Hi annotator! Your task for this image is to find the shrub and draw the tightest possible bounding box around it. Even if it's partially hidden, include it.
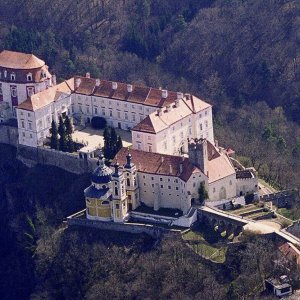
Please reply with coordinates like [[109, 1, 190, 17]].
[[91, 117, 107, 129]]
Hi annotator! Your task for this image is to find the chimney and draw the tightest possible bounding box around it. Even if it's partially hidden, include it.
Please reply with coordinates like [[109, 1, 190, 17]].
[[174, 98, 180, 108], [75, 78, 81, 88], [157, 108, 163, 116], [51, 74, 57, 86], [177, 92, 184, 99], [95, 79, 101, 87], [127, 84, 133, 93], [112, 82, 118, 90], [215, 140, 219, 148], [169, 164, 173, 174], [86, 72, 90, 78], [161, 156, 164, 163], [162, 89, 168, 99], [185, 93, 191, 100], [166, 104, 171, 112]]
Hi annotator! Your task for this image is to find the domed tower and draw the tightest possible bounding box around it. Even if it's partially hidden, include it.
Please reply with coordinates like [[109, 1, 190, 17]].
[[111, 162, 128, 222], [123, 153, 140, 211], [84, 155, 113, 221]]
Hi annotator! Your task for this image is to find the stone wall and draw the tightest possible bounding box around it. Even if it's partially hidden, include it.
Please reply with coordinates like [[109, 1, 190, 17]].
[[0, 124, 18, 147], [286, 221, 300, 239], [17, 144, 98, 174], [67, 214, 168, 239]]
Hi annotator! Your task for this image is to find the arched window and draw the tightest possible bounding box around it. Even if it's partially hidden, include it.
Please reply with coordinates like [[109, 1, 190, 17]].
[[27, 73, 32, 81], [115, 187, 119, 196], [10, 73, 16, 81], [127, 178, 130, 186]]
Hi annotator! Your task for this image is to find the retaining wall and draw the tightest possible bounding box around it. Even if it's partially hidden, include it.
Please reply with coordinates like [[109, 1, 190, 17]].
[[286, 221, 300, 239], [0, 124, 18, 147], [67, 216, 168, 239], [17, 144, 98, 174]]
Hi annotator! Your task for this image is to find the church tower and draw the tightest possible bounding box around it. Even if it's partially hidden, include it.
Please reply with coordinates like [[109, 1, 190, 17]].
[[123, 153, 140, 211], [111, 162, 128, 222], [84, 154, 113, 221]]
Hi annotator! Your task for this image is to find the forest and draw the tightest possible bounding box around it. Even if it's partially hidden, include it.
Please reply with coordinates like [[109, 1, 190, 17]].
[[0, 0, 300, 299]]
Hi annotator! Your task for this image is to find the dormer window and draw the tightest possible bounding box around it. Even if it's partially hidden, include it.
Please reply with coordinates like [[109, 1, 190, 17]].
[[27, 73, 33, 81], [10, 73, 16, 81]]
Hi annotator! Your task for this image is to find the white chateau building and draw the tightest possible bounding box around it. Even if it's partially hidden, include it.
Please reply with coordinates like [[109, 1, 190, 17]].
[[0, 50, 53, 121], [0, 50, 258, 226]]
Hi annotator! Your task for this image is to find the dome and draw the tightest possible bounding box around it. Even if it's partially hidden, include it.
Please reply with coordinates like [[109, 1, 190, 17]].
[[91, 155, 112, 184]]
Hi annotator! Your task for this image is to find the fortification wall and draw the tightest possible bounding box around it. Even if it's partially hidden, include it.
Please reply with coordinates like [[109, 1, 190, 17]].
[[285, 221, 300, 239], [17, 144, 98, 174], [67, 216, 168, 239], [0, 124, 18, 146]]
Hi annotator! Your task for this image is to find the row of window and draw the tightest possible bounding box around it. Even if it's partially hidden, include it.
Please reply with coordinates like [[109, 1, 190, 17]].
[[77, 95, 152, 113], [0, 71, 33, 81]]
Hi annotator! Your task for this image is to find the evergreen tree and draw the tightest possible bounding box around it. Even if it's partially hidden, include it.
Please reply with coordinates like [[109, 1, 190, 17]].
[[58, 116, 67, 152], [49, 120, 58, 150], [116, 136, 123, 153], [103, 127, 111, 159], [64, 116, 74, 152], [110, 127, 118, 156], [198, 182, 209, 204]]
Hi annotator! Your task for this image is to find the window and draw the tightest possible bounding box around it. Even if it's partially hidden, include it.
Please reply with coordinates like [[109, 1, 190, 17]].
[[22, 132, 25, 137], [152, 184, 154, 188], [127, 178, 130, 186], [0, 83, 2, 95], [161, 185, 163, 188], [148, 145, 152, 152], [102, 108, 105, 116], [132, 114, 135, 122], [151, 177, 154, 180], [27, 87, 35, 97], [205, 120, 208, 128], [229, 180, 232, 186], [176, 187, 179, 190], [117, 111, 121, 118], [10, 86, 17, 97], [147, 135, 151, 140], [200, 123, 203, 131], [21, 120, 25, 128], [137, 134, 140, 138], [27, 73, 32, 81], [4, 70, 7, 78], [137, 143, 141, 150], [168, 186, 171, 189], [30, 134, 33, 138], [109, 110, 112, 117], [115, 187, 119, 196], [164, 142, 167, 150], [116, 204, 120, 209], [28, 122, 32, 130], [86, 106, 90, 114], [205, 110, 208, 116], [10, 73, 16, 81], [160, 178, 163, 181], [28, 113, 31, 118], [172, 136, 176, 143], [132, 105, 135, 109], [213, 187, 216, 193], [94, 107, 98, 115], [125, 112, 128, 120]]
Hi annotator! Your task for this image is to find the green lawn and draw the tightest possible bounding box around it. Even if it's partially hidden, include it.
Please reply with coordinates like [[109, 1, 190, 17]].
[[278, 208, 300, 221], [182, 225, 228, 263]]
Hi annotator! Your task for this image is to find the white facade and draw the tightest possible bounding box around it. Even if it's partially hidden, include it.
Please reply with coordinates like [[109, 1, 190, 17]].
[[132, 99, 214, 156]]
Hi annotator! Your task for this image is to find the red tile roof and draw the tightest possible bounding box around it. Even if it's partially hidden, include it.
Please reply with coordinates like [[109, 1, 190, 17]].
[[112, 147, 201, 182], [0, 50, 45, 69], [279, 242, 300, 265], [75, 76, 186, 108]]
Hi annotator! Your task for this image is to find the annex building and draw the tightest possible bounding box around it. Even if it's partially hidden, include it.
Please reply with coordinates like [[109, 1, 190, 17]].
[[0, 50, 258, 226]]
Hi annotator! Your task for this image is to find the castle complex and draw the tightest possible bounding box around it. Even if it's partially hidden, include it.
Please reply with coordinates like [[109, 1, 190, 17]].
[[0, 50, 258, 226]]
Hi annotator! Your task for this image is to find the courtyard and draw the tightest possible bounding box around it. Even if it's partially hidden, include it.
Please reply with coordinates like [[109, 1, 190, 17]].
[[72, 125, 132, 153]]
